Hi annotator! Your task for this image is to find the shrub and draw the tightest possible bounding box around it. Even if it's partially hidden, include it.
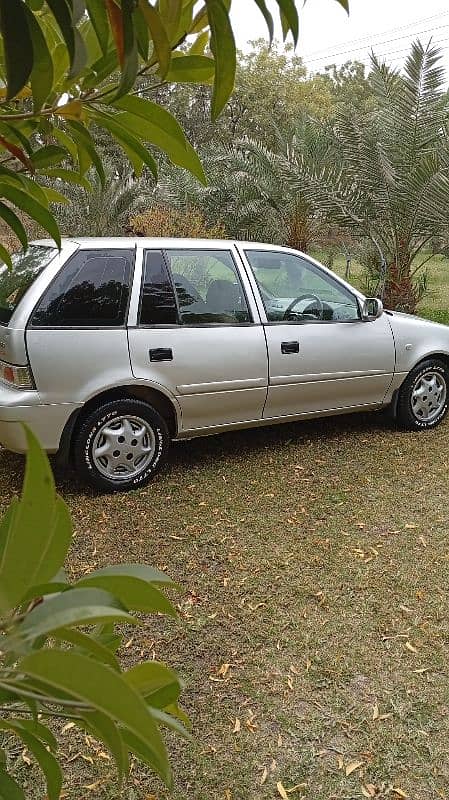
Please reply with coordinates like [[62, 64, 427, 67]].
[[128, 206, 226, 240]]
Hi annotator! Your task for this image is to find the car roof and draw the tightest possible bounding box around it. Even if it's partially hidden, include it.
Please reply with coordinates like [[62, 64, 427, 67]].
[[30, 236, 291, 251]]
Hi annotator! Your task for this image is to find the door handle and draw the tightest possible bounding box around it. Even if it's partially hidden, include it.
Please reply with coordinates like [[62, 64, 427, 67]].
[[149, 348, 173, 362], [281, 341, 299, 354]]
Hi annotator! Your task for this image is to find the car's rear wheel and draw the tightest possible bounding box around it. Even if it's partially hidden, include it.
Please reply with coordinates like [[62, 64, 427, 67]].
[[397, 358, 449, 430], [73, 399, 169, 492]]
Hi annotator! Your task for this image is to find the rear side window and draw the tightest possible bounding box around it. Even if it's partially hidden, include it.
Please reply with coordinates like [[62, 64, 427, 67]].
[[139, 250, 178, 325], [31, 249, 133, 327], [0, 246, 57, 326]]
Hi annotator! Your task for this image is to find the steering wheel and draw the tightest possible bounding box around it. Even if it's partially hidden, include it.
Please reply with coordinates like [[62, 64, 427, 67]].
[[283, 293, 324, 321]]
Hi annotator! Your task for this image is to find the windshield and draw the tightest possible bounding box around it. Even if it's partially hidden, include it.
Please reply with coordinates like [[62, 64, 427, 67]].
[[0, 246, 57, 325]]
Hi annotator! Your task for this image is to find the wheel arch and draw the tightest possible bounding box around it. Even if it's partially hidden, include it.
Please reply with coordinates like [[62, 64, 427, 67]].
[[57, 385, 180, 464]]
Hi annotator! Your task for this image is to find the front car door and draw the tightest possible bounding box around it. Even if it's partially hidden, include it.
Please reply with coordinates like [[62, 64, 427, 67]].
[[128, 244, 268, 432], [240, 245, 395, 419]]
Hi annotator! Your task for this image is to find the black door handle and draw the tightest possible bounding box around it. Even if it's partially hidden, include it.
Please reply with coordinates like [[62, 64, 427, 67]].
[[149, 348, 173, 362], [281, 341, 299, 354]]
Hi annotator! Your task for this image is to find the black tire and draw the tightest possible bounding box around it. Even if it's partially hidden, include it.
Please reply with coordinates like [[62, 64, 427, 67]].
[[396, 358, 449, 431], [73, 399, 169, 492]]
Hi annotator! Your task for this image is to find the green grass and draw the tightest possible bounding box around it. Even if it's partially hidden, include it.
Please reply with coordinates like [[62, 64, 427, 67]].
[[3, 252, 449, 799], [2, 414, 449, 800]]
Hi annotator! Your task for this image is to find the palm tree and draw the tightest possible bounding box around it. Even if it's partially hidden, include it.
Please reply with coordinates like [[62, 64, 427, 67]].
[[54, 163, 152, 237], [154, 118, 336, 251], [291, 41, 449, 312]]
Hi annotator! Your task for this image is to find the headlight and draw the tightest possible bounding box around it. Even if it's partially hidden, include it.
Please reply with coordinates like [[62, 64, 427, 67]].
[[0, 360, 34, 389]]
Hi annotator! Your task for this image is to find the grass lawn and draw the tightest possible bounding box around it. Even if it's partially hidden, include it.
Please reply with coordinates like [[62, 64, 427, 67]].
[[2, 257, 449, 799]]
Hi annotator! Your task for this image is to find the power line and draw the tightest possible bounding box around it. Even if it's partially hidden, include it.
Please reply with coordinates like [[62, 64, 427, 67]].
[[300, 8, 449, 59], [304, 38, 449, 73], [304, 23, 449, 65]]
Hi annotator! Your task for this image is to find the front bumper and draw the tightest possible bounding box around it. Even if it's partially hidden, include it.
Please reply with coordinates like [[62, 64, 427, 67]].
[[0, 384, 80, 453]]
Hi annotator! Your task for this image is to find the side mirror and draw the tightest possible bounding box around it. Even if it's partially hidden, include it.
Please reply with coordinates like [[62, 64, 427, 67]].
[[361, 297, 383, 321]]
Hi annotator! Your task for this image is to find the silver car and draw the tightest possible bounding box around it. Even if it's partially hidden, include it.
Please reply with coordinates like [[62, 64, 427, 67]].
[[0, 237, 447, 491]]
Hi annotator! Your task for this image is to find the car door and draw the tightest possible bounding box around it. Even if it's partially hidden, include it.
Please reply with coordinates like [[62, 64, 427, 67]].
[[241, 246, 395, 419], [128, 245, 268, 432]]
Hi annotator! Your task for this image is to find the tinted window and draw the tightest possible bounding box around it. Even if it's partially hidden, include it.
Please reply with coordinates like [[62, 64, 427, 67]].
[[245, 250, 359, 322], [32, 250, 133, 327], [139, 250, 177, 325], [0, 246, 57, 325], [165, 249, 251, 324]]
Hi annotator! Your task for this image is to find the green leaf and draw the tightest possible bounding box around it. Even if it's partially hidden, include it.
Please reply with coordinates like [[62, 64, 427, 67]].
[[19, 650, 171, 785], [80, 711, 129, 782], [115, 0, 139, 99], [0, 202, 28, 250], [52, 128, 79, 161], [150, 707, 192, 740], [0, 429, 69, 614], [205, 0, 236, 120], [24, 7, 54, 112], [51, 626, 121, 671], [41, 186, 70, 206], [166, 54, 215, 83], [188, 30, 209, 56], [0, 501, 18, 560], [0, 722, 61, 800], [111, 96, 205, 182], [75, 575, 176, 616], [12, 719, 58, 752], [0, 771, 25, 800], [0, 183, 60, 247], [86, 0, 110, 53], [159, 0, 182, 42], [30, 145, 68, 169], [84, 563, 177, 587], [6, 587, 136, 650], [274, 0, 299, 44], [90, 109, 158, 178], [45, 0, 75, 68], [0, 0, 33, 99], [252, 0, 274, 42], [67, 120, 105, 185], [133, 5, 150, 60], [138, 0, 171, 78], [0, 244, 12, 269], [124, 661, 181, 708], [70, 27, 89, 78], [43, 168, 92, 191]]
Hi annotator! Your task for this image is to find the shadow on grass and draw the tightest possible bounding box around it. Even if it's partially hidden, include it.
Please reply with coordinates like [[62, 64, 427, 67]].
[[0, 409, 395, 499]]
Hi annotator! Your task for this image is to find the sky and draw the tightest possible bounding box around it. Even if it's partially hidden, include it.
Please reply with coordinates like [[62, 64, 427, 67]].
[[230, 0, 449, 79]]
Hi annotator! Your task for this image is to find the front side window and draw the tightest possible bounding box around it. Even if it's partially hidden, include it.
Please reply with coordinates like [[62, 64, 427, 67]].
[[32, 249, 133, 327], [245, 250, 360, 323], [0, 246, 57, 325], [166, 249, 251, 324]]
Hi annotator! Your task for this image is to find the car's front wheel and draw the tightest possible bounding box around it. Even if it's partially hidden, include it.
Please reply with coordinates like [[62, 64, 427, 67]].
[[73, 399, 169, 492], [397, 358, 449, 430]]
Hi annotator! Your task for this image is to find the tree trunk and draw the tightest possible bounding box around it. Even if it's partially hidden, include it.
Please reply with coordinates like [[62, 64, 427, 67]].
[[382, 261, 418, 313]]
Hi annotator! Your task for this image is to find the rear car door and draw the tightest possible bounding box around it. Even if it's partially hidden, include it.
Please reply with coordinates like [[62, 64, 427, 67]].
[[128, 245, 268, 432], [241, 246, 395, 418]]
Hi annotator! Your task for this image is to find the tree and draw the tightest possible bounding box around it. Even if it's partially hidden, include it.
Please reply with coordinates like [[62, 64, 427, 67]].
[[129, 204, 225, 237], [0, 428, 189, 798], [55, 161, 151, 236], [0, 0, 348, 263], [293, 41, 449, 312]]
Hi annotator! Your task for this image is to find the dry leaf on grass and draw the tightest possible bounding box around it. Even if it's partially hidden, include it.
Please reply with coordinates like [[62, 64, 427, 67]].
[[277, 782, 288, 799], [361, 784, 377, 797], [345, 760, 364, 776], [260, 766, 268, 785], [392, 789, 409, 798], [405, 641, 418, 653], [232, 718, 240, 733]]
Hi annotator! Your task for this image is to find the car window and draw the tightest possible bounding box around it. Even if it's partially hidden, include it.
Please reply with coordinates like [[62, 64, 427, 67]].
[[139, 250, 178, 325], [31, 249, 133, 327], [165, 249, 251, 324], [245, 250, 360, 322], [0, 246, 57, 326]]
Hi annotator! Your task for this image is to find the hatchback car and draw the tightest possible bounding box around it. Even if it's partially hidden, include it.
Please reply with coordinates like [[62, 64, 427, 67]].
[[0, 237, 448, 491]]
